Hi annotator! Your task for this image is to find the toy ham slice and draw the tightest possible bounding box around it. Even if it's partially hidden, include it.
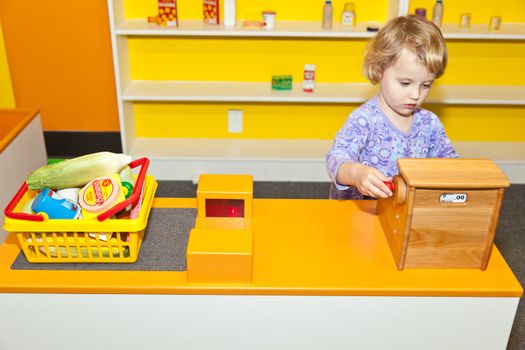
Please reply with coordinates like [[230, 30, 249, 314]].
[[79, 174, 125, 219]]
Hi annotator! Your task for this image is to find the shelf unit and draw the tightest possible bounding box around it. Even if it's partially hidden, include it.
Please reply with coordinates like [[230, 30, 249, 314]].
[[108, 0, 525, 182]]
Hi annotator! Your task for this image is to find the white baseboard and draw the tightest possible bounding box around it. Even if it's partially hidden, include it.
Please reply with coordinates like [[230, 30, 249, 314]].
[[135, 139, 525, 183]]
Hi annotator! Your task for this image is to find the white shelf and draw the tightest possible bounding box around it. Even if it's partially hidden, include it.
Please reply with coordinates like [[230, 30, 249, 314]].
[[123, 82, 378, 103], [116, 19, 380, 38], [130, 137, 330, 160], [115, 19, 525, 40], [128, 138, 525, 183], [441, 23, 525, 40], [427, 85, 525, 105], [123, 81, 525, 105], [453, 141, 525, 162]]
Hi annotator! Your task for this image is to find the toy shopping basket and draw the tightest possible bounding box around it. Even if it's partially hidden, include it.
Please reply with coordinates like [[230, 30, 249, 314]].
[[3, 157, 157, 263]]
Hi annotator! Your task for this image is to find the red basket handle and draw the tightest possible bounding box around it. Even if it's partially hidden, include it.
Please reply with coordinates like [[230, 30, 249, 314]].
[[4, 157, 150, 222], [4, 182, 44, 221]]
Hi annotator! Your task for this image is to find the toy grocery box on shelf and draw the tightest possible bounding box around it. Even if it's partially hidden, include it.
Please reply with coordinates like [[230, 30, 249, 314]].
[[107, 0, 525, 182]]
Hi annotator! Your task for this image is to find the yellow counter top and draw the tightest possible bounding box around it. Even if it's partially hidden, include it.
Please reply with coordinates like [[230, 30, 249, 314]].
[[0, 197, 522, 297]]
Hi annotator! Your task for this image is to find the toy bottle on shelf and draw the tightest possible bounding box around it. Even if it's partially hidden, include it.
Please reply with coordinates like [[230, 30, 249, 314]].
[[322, 0, 333, 29], [303, 64, 316, 92], [432, 0, 444, 27], [341, 3, 356, 26], [223, 0, 236, 26]]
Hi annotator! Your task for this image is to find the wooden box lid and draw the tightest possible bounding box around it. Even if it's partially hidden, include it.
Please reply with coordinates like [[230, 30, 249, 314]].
[[397, 158, 510, 189]]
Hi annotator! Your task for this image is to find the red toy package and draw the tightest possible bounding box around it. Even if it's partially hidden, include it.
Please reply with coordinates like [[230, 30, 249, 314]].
[[203, 0, 220, 25], [158, 0, 178, 27]]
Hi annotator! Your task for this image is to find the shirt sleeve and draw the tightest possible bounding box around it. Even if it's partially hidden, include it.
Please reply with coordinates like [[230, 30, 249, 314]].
[[326, 111, 371, 189], [428, 117, 458, 158]]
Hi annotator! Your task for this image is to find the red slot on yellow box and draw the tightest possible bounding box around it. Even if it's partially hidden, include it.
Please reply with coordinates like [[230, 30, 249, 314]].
[[203, 0, 220, 25]]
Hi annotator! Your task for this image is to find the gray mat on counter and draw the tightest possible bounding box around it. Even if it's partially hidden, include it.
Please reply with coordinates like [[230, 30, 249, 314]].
[[10, 208, 196, 271]]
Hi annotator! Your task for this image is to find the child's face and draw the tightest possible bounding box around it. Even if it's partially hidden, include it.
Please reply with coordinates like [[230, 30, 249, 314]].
[[378, 48, 435, 119]]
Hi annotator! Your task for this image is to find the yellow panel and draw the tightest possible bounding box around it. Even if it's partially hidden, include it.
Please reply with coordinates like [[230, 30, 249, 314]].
[[198, 174, 253, 197], [188, 228, 253, 254], [135, 103, 525, 142], [125, 0, 389, 22], [124, 0, 159, 19], [128, 40, 525, 85], [129, 37, 369, 82], [0, 19, 15, 108], [409, 0, 525, 24], [1, 1, 120, 131], [427, 105, 525, 141], [439, 42, 525, 85], [134, 102, 354, 139], [186, 228, 253, 283]]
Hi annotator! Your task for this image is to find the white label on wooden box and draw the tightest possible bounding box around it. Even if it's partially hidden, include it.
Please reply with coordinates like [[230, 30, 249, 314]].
[[439, 193, 468, 203]]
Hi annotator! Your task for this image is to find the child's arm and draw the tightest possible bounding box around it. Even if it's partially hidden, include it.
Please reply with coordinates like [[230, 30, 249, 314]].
[[337, 162, 393, 198], [429, 119, 458, 158], [326, 111, 393, 198]]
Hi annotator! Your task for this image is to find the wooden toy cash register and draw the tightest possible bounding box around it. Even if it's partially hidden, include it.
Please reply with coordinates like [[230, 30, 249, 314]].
[[377, 158, 509, 270]]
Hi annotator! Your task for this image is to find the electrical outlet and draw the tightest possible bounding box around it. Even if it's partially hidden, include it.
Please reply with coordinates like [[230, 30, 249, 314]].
[[228, 109, 243, 133]]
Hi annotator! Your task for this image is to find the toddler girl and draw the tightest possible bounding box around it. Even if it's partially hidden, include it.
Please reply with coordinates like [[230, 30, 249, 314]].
[[326, 15, 457, 200]]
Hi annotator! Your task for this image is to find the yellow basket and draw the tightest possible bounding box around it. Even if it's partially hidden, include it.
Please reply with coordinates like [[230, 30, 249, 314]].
[[3, 174, 157, 263]]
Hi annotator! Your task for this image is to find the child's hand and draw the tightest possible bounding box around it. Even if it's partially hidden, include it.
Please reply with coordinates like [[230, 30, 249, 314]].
[[337, 163, 393, 198]]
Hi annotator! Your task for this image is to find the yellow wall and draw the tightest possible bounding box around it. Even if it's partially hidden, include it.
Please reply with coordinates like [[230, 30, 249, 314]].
[[129, 37, 369, 82], [0, 18, 15, 108], [0, 0, 119, 131], [134, 102, 353, 139], [129, 38, 525, 85]]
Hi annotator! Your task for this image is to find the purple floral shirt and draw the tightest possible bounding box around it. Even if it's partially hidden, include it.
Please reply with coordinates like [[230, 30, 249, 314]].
[[326, 96, 458, 199]]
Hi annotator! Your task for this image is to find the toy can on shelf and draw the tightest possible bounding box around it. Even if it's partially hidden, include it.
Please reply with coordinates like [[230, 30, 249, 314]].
[[303, 64, 316, 93], [262, 11, 276, 29], [489, 16, 502, 31], [158, 0, 178, 27], [203, 0, 220, 25], [459, 13, 471, 28]]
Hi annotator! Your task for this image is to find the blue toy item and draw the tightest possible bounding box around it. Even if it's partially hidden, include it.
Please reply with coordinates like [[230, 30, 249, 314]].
[[32, 188, 81, 219]]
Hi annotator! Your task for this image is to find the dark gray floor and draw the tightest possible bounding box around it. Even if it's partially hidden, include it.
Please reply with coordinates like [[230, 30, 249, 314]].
[[494, 184, 525, 350], [157, 180, 525, 350]]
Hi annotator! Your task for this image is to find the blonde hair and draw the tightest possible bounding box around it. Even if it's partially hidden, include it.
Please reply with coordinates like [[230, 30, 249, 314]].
[[363, 15, 447, 84]]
